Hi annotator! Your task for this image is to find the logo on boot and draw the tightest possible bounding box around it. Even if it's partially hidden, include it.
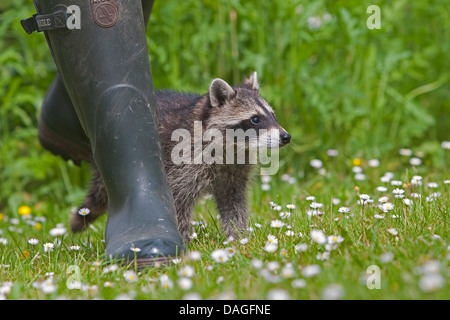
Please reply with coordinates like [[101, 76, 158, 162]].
[[91, 0, 118, 28]]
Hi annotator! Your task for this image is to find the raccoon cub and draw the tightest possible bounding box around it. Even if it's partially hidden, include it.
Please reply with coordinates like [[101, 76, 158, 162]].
[[71, 72, 291, 241]]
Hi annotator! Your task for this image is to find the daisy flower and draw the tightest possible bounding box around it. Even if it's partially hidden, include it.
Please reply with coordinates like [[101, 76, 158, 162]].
[[49, 226, 67, 237], [189, 232, 198, 240], [332, 198, 341, 205], [325, 243, 338, 251], [267, 235, 278, 245], [43, 243, 54, 252], [359, 194, 371, 201], [177, 278, 193, 291], [78, 208, 90, 216], [281, 264, 295, 278], [301, 264, 321, 277], [380, 202, 394, 212], [419, 274, 444, 292], [387, 228, 398, 236], [327, 235, 344, 244], [326, 149, 339, 157], [294, 243, 308, 253], [123, 270, 138, 283], [368, 159, 380, 167], [40, 279, 57, 295], [130, 247, 142, 253], [441, 141, 450, 149], [402, 198, 413, 206], [322, 284, 345, 300], [178, 265, 195, 278], [411, 176, 423, 186], [261, 183, 270, 191], [380, 176, 391, 183], [291, 279, 306, 288], [279, 211, 291, 219], [338, 207, 350, 214], [159, 274, 173, 290], [392, 188, 405, 197], [310, 229, 326, 244], [251, 258, 263, 269], [391, 180, 403, 186], [28, 238, 39, 245], [316, 251, 330, 260], [399, 148, 412, 156], [310, 159, 323, 168], [103, 264, 119, 273], [270, 219, 285, 228], [286, 204, 296, 210], [211, 249, 229, 263], [267, 289, 290, 300], [380, 252, 394, 263], [409, 157, 422, 166], [239, 238, 249, 245], [310, 202, 324, 209], [264, 242, 278, 253]]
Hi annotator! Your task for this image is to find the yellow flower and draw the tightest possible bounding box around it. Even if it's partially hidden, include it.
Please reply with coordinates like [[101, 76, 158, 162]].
[[18, 205, 32, 216], [352, 158, 363, 166], [35, 222, 42, 230], [0, 213, 3, 221], [20, 250, 30, 259]]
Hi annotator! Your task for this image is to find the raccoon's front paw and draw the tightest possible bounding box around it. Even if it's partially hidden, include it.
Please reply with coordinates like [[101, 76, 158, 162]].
[[222, 219, 249, 241]]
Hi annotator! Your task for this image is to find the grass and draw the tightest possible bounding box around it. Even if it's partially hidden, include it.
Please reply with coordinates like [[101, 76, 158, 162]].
[[0, 150, 448, 300], [0, 0, 449, 300]]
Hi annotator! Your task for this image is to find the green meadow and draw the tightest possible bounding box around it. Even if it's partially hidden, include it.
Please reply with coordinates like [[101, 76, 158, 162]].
[[0, 0, 448, 300]]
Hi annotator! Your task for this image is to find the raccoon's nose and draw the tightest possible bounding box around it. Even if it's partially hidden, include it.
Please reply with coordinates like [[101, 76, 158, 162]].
[[280, 132, 291, 146]]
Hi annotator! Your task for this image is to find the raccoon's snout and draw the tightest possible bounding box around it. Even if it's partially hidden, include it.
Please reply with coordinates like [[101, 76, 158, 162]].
[[280, 132, 291, 146]]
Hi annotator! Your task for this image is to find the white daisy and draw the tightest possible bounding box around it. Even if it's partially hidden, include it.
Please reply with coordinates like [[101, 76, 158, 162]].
[[78, 208, 90, 216], [310, 229, 326, 244], [28, 238, 39, 245]]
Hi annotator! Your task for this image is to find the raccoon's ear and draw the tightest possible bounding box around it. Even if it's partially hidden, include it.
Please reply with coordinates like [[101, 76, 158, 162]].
[[240, 71, 260, 91], [209, 78, 235, 108]]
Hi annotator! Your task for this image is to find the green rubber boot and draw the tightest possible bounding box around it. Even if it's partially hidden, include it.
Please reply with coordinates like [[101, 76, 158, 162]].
[[37, 0, 155, 166], [38, 72, 92, 166], [26, 0, 185, 267]]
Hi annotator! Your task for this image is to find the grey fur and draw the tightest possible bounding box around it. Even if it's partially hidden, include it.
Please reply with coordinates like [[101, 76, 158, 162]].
[[71, 73, 289, 241]]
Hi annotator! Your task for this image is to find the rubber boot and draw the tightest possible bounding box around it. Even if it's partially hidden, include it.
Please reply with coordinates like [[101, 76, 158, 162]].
[[38, 72, 92, 166], [32, 0, 185, 266], [38, 0, 154, 166]]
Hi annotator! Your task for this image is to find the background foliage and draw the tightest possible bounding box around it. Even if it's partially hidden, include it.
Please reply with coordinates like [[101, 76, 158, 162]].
[[0, 0, 449, 301], [0, 0, 449, 235]]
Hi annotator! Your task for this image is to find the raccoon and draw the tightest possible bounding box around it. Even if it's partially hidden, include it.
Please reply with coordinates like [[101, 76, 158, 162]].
[[70, 72, 291, 241]]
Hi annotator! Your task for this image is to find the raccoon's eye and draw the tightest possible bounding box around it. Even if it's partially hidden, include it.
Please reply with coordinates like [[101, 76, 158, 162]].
[[251, 116, 261, 124]]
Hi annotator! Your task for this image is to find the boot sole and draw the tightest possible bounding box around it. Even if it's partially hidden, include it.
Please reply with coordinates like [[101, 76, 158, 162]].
[[38, 119, 92, 166]]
